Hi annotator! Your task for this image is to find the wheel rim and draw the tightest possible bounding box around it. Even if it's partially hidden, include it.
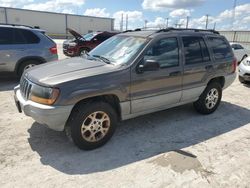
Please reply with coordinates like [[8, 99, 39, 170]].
[[205, 88, 219, 109], [24, 64, 36, 70], [80, 50, 88, 56], [81, 111, 111, 142]]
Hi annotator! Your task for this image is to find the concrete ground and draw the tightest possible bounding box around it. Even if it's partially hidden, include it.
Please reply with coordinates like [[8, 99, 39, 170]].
[[0, 41, 250, 187]]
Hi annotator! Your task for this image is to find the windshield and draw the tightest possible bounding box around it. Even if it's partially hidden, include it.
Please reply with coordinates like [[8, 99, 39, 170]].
[[83, 32, 98, 41], [89, 35, 147, 65]]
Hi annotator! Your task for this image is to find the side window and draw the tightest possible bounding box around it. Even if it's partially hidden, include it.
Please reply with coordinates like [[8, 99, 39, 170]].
[[182, 36, 210, 65], [208, 37, 233, 60], [144, 37, 179, 68], [0, 28, 14, 45], [19, 29, 40, 44], [236, 44, 244, 50], [13, 30, 27, 44]]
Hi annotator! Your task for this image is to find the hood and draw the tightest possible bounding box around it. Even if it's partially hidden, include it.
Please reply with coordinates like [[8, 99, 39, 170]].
[[67, 28, 83, 40], [25, 57, 116, 86]]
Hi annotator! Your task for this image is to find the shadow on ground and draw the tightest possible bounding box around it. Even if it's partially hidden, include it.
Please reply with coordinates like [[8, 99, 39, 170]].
[[28, 101, 250, 175], [0, 74, 19, 91]]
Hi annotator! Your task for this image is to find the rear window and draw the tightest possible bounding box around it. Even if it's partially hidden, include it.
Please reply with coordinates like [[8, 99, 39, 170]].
[[208, 37, 233, 60]]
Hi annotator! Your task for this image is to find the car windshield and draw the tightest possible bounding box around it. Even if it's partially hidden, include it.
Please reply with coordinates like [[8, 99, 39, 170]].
[[83, 32, 98, 41], [89, 35, 147, 65]]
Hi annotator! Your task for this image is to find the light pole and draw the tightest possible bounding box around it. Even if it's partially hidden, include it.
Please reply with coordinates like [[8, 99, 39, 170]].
[[232, 0, 237, 30], [205, 14, 209, 29]]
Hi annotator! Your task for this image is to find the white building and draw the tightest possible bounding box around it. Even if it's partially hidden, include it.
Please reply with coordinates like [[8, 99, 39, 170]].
[[0, 7, 115, 38]]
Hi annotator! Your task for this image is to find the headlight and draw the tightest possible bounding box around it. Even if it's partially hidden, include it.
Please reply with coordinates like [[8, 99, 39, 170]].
[[69, 42, 77, 47], [243, 59, 250, 66], [29, 84, 60, 105]]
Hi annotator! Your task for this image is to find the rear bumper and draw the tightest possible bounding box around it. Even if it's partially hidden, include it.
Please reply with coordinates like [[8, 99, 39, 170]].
[[14, 85, 73, 131], [223, 73, 236, 89]]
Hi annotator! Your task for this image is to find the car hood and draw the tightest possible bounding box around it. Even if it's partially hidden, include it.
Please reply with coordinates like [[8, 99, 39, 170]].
[[25, 57, 117, 86], [67, 28, 83, 40]]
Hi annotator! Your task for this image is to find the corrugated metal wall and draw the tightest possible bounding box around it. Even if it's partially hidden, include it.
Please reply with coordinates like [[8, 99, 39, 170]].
[[0, 7, 114, 39], [220, 31, 250, 49]]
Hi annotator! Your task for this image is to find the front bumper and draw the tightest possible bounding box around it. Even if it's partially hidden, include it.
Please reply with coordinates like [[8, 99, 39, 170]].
[[239, 63, 250, 81], [14, 85, 73, 131]]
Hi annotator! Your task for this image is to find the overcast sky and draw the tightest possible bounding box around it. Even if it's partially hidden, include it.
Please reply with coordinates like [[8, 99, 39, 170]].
[[0, 0, 250, 30]]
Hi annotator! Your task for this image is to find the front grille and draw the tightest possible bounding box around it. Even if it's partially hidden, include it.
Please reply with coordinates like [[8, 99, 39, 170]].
[[20, 77, 32, 100]]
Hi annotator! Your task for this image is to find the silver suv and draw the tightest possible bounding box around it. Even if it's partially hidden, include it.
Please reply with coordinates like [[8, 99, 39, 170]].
[[0, 24, 58, 77], [14, 28, 236, 150]]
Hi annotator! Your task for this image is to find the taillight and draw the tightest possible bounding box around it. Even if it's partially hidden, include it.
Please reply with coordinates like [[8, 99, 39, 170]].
[[232, 57, 237, 73], [49, 45, 57, 55]]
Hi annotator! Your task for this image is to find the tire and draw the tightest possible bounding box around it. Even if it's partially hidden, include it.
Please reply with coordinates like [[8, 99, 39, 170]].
[[17, 60, 40, 77], [67, 101, 117, 150], [193, 82, 222, 114], [239, 76, 245, 84], [79, 48, 90, 56]]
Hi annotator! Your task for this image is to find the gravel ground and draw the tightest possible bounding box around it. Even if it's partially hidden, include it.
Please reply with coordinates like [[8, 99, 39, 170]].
[[0, 41, 250, 187]]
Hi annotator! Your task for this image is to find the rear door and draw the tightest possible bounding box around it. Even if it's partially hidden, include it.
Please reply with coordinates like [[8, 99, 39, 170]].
[[0, 27, 16, 71], [130, 36, 183, 113], [181, 35, 213, 102]]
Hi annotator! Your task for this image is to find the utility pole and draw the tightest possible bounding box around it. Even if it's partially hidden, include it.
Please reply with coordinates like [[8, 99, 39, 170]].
[[232, 0, 237, 30], [120, 13, 124, 31], [213, 22, 216, 30], [186, 16, 189, 29], [125, 14, 128, 31], [205, 14, 209, 29], [166, 18, 169, 28], [144, 20, 148, 29]]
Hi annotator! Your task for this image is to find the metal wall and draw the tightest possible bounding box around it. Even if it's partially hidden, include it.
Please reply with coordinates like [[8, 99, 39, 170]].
[[220, 31, 250, 49], [0, 7, 114, 39]]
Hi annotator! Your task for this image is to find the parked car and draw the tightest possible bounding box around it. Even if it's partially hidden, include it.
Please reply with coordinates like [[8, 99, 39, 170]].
[[63, 28, 119, 57], [239, 56, 250, 84], [0, 24, 58, 77], [230, 43, 249, 63], [14, 28, 236, 150]]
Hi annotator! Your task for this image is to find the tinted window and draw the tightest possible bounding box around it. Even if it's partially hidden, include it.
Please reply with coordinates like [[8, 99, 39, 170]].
[[18, 29, 40, 44], [144, 37, 179, 68], [0, 27, 14, 44], [182, 36, 210, 65], [233, 44, 244, 50], [209, 37, 233, 59]]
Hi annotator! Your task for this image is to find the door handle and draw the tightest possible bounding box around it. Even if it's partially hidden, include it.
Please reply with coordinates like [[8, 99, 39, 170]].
[[169, 71, 181, 77], [205, 65, 213, 70]]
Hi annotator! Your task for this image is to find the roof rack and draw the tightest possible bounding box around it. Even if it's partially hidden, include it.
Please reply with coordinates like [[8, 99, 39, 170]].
[[122, 28, 142, 33], [0, 23, 33, 29], [156, 27, 220, 34]]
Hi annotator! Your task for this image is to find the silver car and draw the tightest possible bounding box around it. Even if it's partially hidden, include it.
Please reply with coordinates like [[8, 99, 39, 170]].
[[239, 56, 250, 83], [0, 24, 58, 77]]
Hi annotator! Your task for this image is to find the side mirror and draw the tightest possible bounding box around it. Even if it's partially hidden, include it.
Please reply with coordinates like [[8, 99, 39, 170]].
[[137, 59, 160, 73]]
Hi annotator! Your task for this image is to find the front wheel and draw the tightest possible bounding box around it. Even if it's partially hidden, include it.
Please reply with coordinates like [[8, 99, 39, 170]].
[[193, 82, 222, 114], [67, 101, 117, 150]]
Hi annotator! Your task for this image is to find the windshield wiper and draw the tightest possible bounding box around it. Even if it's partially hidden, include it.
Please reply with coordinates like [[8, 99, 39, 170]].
[[92, 55, 111, 64]]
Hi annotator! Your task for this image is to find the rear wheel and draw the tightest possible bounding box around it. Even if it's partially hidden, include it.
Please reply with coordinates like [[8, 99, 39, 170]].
[[193, 82, 222, 114], [67, 101, 117, 150], [17, 60, 40, 77]]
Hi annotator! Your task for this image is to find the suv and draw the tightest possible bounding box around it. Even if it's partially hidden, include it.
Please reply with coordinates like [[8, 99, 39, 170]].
[[14, 28, 236, 150], [63, 28, 119, 57], [0, 24, 58, 77]]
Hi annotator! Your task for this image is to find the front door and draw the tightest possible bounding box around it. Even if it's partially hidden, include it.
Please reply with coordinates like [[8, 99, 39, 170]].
[[130, 36, 183, 113]]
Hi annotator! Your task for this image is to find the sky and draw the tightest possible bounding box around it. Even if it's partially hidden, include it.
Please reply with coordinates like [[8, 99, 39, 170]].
[[0, 0, 250, 31]]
